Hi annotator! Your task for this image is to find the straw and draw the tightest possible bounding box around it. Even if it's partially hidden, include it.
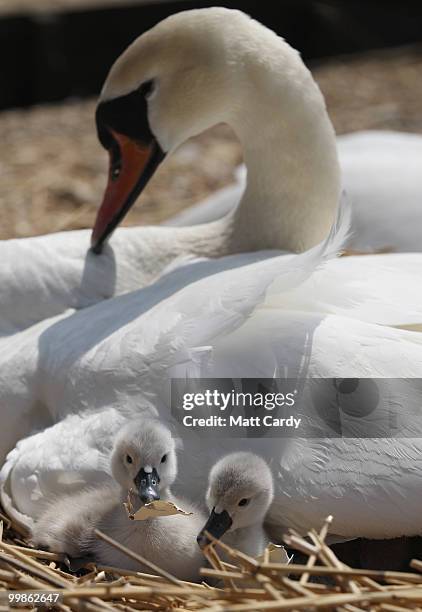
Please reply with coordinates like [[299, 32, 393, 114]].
[[1, 514, 422, 611]]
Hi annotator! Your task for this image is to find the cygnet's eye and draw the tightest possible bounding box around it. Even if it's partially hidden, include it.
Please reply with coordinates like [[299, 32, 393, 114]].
[[161, 454, 167, 463], [152, 479, 157, 485], [238, 498, 250, 507], [126, 454, 133, 464]]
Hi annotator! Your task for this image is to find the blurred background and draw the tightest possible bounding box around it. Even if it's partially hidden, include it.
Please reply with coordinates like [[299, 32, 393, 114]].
[[1, 0, 422, 240]]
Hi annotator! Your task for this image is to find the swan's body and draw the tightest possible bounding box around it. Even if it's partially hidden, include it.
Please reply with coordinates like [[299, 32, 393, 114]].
[[32, 418, 206, 580], [198, 452, 275, 558], [1, 8, 422, 546], [3, 238, 422, 540]]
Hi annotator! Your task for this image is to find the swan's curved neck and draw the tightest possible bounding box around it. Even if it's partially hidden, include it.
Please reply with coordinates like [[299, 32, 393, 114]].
[[227, 45, 341, 253], [178, 38, 341, 256]]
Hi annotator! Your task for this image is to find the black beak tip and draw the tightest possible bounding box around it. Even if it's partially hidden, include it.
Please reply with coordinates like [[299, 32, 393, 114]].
[[134, 468, 161, 505], [140, 493, 160, 505], [198, 508, 233, 546], [90, 242, 103, 255]]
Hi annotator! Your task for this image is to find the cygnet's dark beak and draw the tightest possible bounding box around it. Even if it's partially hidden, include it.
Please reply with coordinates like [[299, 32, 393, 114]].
[[197, 508, 233, 549], [134, 467, 160, 504]]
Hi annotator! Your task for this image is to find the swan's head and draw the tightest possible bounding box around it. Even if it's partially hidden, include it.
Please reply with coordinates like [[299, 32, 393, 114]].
[[197, 452, 274, 548], [91, 7, 269, 252], [111, 418, 178, 504]]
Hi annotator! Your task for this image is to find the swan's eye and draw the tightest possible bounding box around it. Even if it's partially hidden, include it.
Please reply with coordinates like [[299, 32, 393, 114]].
[[238, 498, 250, 507], [161, 454, 167, 463], [126, 455, 133, 464]]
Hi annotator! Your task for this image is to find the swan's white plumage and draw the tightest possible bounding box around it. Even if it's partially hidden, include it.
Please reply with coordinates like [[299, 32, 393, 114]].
[[265, 253, 422, 328], [339, 131, 422, 253], [2, 219, 422, 538], [267, 436, 422, 540]]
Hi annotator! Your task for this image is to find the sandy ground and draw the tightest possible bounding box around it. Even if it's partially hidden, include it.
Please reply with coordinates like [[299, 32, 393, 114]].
[[1, 45, 422, 240]]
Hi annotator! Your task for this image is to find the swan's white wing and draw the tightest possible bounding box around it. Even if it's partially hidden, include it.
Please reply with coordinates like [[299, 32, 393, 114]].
[[0, 231, 120, 335], [207, 310, 422, 378], [268, 436, 422, 540], [0, 226, 203, 335], [0, 250, 284, 464], [265, 253, 422, 328], [28, 199, 347, 414], [0, 231, 104, 334], [339, 130, 422, 155], [339, 131, 422, 253], [194, 310, 422, 539]]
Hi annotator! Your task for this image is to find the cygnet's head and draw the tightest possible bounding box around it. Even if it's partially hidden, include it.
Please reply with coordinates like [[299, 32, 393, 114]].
[[91, 7, 287, 251], [111, 418, 178, 504], [197, 452, 274, 548]]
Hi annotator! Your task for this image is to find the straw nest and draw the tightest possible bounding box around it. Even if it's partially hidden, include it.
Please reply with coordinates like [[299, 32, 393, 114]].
[[1, 509, 422, 612]]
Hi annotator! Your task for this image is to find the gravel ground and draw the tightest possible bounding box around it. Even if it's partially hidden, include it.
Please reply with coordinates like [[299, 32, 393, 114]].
[[1, 45, 422, 240]]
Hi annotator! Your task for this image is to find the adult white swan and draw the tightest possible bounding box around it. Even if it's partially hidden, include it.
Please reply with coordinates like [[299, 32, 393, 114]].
[[1, 9, 421, 336], [1, 8, 422, 543]]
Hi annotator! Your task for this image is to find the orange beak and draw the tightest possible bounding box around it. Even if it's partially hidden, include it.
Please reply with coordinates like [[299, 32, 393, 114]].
[[91, 130, 165, 254]]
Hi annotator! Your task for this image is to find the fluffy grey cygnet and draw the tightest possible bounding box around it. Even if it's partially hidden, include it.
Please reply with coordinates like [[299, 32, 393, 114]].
[[32, 418, 206, 581], [197, 451, 274, 557]]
